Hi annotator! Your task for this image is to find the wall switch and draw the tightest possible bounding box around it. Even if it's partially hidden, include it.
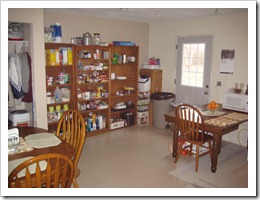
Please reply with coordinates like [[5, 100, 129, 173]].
[[216, 81, 221, 86]]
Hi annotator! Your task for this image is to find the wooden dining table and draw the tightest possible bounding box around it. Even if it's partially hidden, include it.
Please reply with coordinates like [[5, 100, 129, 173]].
[[8, 126, 75, 162], [8, 126, 75, 187], [164, 104, 248, 173]]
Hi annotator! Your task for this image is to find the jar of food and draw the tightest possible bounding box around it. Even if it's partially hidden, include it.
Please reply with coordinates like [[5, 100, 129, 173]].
[[63, 104, 69, 111], [92, 33, 101, 46], [77, 74, 83, 84], [46, 92, 52, 104], [64, 73, 69, 83], [75, 37, 82, 46], [71, 37, 76, 44], [58, 72, 65, 84], [77, 88, 83, 99], [82, 32, 92, 46]]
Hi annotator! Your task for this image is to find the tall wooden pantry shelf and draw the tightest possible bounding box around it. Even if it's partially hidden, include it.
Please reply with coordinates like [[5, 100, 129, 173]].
[[45, 43, 75, 132], [109, 46, 139, 130], [74, 45, 110, 137], [45, 44, 139, 136]]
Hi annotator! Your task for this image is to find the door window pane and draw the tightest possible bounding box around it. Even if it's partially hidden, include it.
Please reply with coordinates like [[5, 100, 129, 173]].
[[181, 43, 205, 87]]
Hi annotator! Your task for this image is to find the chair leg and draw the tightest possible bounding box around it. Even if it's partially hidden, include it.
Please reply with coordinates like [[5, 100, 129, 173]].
[[189, 143, 193, 156], [174, 141, 184, 163], [195, 145, 200, 172], [72, 178, 79, 188]]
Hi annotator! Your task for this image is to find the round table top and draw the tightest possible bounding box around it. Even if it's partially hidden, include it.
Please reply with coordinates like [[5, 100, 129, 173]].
[[8, 126, 75, 162]]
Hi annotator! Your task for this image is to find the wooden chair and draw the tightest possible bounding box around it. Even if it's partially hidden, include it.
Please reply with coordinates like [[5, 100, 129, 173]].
[[56, 109, 86, 188], [174, 104, 213, 172], [8, 153, 74, 188]]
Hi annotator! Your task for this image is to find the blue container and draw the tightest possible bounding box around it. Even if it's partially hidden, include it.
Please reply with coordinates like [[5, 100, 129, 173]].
[[51, 24, 62, 37], [87, 118, 92, 132]]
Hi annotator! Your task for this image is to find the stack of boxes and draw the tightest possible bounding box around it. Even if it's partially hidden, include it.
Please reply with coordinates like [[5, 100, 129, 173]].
[[137, 76, 151, 126], [45, 47, 73, 66]]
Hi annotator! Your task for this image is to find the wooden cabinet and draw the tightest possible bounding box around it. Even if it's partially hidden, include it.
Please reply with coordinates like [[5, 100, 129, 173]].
[[45, 43, 75, 132], [139, 69, 162, 93], [139, 69, 162, 125], [109, 46, 139, 129], [74, 45, 110, 136]]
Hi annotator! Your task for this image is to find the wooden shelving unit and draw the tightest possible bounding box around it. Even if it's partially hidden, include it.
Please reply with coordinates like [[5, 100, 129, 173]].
[[109, 46, 139, 129], [74, 45, 110, 136], [139, 69, 162, 125], [45, 43, 75, 132], [45, 43, 139, 136]]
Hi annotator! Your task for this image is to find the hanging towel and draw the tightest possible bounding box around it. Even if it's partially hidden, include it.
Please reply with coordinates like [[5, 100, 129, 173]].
[[18, 51, 30, 93], [8, 53, 23, 92]]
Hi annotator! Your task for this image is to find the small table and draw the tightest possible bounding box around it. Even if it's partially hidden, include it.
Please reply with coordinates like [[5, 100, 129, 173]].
[[8, 126, 75, 187], [164, 104, 248, 173], [9, 126, 75, 161]]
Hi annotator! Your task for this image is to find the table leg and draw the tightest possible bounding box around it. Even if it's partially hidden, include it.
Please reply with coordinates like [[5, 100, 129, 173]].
[[172, 124, 178, 157], [211, 134, 221, 173], [218, 136, 222, 154]]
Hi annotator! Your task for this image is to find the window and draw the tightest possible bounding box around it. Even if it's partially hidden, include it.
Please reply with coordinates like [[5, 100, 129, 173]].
[[181, 43, 205, 87]]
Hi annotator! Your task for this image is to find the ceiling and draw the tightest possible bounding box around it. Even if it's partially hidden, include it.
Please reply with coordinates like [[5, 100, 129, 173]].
[[45, 8, 247, 23]]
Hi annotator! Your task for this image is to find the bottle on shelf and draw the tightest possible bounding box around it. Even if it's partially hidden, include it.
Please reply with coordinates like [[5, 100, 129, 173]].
[[92, 33, 101, 46], [54, 86, 62, 103]]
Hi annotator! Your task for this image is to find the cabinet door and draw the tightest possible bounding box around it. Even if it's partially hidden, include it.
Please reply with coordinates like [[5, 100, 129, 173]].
[[109, 46, 139, 128], [45, 43, 75, 132], [74, 45, 110, 135]]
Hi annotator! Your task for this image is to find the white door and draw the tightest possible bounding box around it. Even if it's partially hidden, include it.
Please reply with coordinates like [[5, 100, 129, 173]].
[[175, 35, 213, 106]]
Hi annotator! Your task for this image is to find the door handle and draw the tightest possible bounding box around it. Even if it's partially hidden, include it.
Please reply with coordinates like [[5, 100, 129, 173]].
[[204, 91, 209, 95]]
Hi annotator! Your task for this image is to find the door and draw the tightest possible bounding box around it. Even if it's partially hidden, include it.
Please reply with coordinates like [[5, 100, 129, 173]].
[[175, 36, 213, 106]]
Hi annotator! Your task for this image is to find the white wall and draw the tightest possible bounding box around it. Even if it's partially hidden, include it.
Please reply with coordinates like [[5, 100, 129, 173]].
[[149, 13, 248, 103]]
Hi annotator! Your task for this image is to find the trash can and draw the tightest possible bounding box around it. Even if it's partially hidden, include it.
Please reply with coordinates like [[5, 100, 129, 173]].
[[150, 92, 175, 129]]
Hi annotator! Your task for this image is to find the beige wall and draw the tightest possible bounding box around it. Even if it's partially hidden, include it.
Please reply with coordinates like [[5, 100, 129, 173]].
[[8, 9, 149, 129], [8, 8, 47, 129], [8, 9, 248, 128], [149, 13, 248, 103], [44, 10, 149, 66]]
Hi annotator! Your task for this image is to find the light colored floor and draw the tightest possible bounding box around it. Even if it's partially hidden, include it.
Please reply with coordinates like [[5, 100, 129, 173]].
[[77, 125, 248, 190]]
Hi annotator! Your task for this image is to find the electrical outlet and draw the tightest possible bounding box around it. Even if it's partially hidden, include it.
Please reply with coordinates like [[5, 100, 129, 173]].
[[216, 81, 221, 86]]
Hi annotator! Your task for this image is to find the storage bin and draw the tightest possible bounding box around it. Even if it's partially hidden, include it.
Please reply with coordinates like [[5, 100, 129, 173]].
[[138, 76, 151, 92], [110, 121, 124, 130], [137, 111, 149, 126], [9, 110, 30, 127]]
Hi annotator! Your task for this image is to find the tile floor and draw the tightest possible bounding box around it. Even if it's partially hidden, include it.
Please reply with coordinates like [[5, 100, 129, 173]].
[[76, 125, 249, 194]]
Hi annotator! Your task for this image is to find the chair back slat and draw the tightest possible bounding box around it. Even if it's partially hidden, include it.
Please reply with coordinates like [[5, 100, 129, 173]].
[[45, 160, 51, 188], [174, 103, 213, 172], [56, 109, 86, 169], [175, 104, 205, 142], [8, 153, 74, 188]]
